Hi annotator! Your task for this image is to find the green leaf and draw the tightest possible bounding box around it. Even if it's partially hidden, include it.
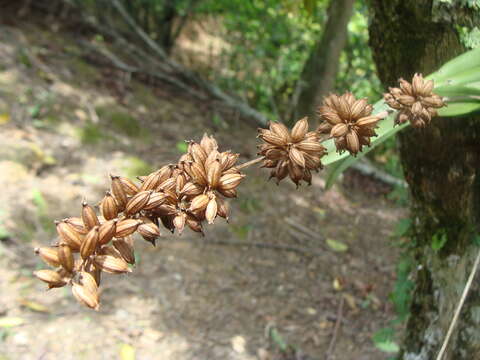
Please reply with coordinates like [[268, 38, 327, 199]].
[[432, 232, 448, 251], [0, 317, 24, 328], [372, 327, 399, 353], [326, 238, 348, 252], [303, 0, 316, 16], [435, 84, 480, 97], [429, 47, 480, 82], [394, 218, 412, 237], [176, 141, 188, 153], [438, 102, 480, 117], [375, 340, 400, 353], [473, 234, 480, 246]]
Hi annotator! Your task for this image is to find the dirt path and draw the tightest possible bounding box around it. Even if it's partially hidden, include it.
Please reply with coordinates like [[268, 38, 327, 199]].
[[0, 22, 404, 360]]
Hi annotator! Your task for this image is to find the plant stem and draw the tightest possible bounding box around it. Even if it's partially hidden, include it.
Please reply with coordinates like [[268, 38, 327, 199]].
[[436, 246, 480, 360], [237, 156, 265, 170]]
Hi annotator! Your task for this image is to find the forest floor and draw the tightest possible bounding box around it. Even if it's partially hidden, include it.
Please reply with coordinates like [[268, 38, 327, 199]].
[[0, 18, 406, 360]]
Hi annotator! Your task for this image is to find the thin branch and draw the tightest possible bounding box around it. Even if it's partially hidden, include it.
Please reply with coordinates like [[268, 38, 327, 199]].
[[236, 157, 264, 170], [436, 247, 480, 360], [326, 296, 345, 360]]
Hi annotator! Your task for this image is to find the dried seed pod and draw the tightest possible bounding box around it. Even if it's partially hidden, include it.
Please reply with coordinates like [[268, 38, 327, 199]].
[[200, 133, 217, 154], [125, 190, 151, 215], [64, 217, 88, 235], [58, 243, 74, 273], [295, 141, 325, 154], [79, 271, 98, 295], [98, 219, 117, 246], [216, 198, 229, 221], [56, 221, 83, 251], [143, 191, 167, 210], [157, 177, 176, 192], [72, 282, 99, 310], [34, 269, 67, 288], [115, 219, 141, 237], [218, 173, 245, 191], [186, 215, 203, 234], [189, 194, 209, 212], [346, 131, 360, 155], [269, 121, 291, 143], [118, 176, 139, 196], [93, 255, 131, 274], [82, 202, 100, 230], [288, 147, 305, 168], [180, 182, 203, 198], [80, 226, 99, 260], [205, 198, 218, 224], [291, 117, 308, 143], [189, 142, 208, 164], [100, 191, 118, 220], [330, 123, 349, 138], [35, 247, 61, 267], [207, 159, 222, 189], [110, 175, 128, 210], [84, 258, 101, 286], [138, 221, 161, 241], [190, 162, 208, 186], [113, 238, 135, 265], [139, 171, 162, 192], [260, 132, 286, 147], [173, 213, 187, 234], [98, 245, 122, 258], [218, 188, 237, 198]]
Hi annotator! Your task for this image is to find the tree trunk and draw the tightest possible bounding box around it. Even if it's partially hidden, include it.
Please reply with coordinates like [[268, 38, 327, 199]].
[[367, 1, 480, 359], [294, 0, 355, 120]]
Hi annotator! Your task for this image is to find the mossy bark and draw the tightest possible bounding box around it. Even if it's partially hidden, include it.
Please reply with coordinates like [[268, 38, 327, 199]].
[[367, 1, 480, 359]]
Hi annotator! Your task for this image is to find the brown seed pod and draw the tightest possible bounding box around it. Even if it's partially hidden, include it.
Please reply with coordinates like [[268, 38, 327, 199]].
[[216, 198, 230, 221], [82, 202, 100, 230], [113, 238, 135, 265], [115, 219, 141, 237], [205, 198, 218, 224], [80, 226, 99, 260], [173, 213, 187, 234], [125, 190, 152, 215], [207, 159, 222, 189], [291, 117, 308, 143], [110, 175, 128, 210], [218, 173, 245, 191], [100, 191, 118, 220], [217, 188, 237, 198], [288, 147, 305, 169], [189, 194, 209, 212], [84, 258, 101, 286], [34, 269, 67, 288], [79, 271, 98, 296], [56, 221, 83, 251], [143, 191, 167, 210], [118, 176, 139, 196], [72, 282, 99, 310], [98, 219, 118, 246], [138, 221, 161, 241], [58, 243, 74, 273], [35, 247, 61, 267], [93, 255, 131, 274], [180, 182, 203, 198], [139, 171, 162, 192], [189, 142, 208, 164], [64, 217, 88, 235], [186, 215, 203, 234], [190, 162, 208, 186], [269, 121, 291, 144]]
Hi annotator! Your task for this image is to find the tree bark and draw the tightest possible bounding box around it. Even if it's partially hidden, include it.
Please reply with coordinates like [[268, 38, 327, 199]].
[[367, 1, 480, 359], [294, 0, 355, 120]]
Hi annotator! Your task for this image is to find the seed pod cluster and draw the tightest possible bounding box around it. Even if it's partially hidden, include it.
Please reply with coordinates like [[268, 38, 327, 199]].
[[34, 134, 244, 309], [317, 92, 387, 156], [257, 117, 326, 186], [384, 73, 445, 128]]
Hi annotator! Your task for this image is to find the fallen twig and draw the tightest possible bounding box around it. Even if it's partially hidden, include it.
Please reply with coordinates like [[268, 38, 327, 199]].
[[326, 296, 345, 360]]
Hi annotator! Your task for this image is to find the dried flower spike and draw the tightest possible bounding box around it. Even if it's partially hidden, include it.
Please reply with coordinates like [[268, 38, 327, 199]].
[[384, 73, 445, 128], [317, 92, 386, 156], [257, 117, 326, 187]]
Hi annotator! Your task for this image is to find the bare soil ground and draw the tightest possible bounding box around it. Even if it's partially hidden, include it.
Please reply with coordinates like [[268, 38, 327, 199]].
[[0, 20, 406, 360]]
